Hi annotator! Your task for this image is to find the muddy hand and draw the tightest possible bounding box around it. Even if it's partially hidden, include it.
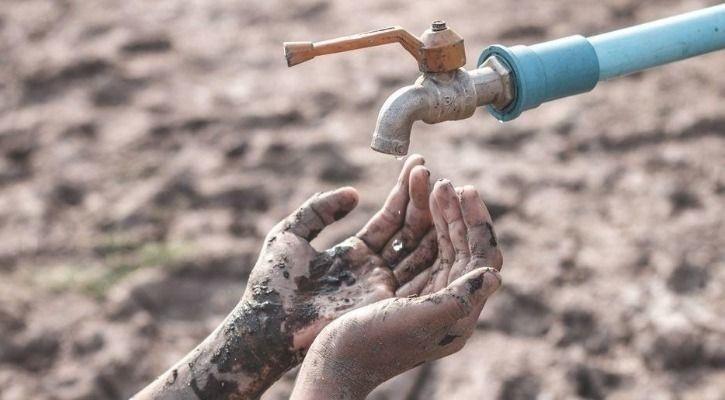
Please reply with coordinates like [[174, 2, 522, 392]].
[[133, 156, 437, 400], [290, 180, 503, 400], [246, 154, 435, 351]]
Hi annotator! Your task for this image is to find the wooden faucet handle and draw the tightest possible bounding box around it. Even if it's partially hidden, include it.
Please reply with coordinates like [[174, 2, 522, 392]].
[[284, 26, 423, 67]]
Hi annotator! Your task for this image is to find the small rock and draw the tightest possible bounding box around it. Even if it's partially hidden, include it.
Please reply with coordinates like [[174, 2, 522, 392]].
[[646, 329, 705, 370], [120, 35, 172, 54], [667, 262, 709, 294], [567, 364, 622, 400], [52, 182, 85, 207], [480, 286, 553, 337], [73, 331, 105, 356], [498, 373, 540, 400]]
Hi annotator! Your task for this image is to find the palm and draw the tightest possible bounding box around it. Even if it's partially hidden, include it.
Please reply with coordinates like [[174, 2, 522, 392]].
[[243, 156, 436, 350]]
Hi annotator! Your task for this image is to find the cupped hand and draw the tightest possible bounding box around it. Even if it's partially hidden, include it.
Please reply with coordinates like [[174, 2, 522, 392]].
[[290, 180, 503, 400], [243, 155, 439, 354]]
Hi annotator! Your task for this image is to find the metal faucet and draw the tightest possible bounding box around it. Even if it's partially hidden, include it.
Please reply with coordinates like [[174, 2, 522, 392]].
[[284, 21, 515, 156], [284, 6, 725, 156]]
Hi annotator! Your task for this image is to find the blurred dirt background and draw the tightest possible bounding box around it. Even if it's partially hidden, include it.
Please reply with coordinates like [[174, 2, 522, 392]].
[[1, 0, 724, 399]]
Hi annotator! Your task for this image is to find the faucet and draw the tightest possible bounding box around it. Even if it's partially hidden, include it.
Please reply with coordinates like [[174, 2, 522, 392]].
[[284, 6, 725, 156], [284, 22, 515, 156]]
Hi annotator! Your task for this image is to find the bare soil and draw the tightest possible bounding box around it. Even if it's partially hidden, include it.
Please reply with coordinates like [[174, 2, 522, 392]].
[[0, 0, 723, 399]]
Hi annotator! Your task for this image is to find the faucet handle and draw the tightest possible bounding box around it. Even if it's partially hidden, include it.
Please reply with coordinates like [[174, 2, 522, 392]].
[[284, 21, 466, 73], [284, 26, 422, 67]]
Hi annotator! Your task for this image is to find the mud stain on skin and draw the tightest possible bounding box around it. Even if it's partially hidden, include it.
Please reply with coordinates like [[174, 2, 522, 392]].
[[423, 295, 443, 305], [164, 369, 177, 386], [438, 334, 460, 346], [273, 260, 290, 279], [184, 284, 304, 399], [466, 276, 484, 294], [295, 246, 355, 293], [332, 297, 356, 312], [486, 222, 498, 247], [215, 286, 295, 375], [294, 276, 316, 292], [190, 374, 239, 399], [286, 302, 320, 333], [308, 228, 322, 240], [333, 209, 350, 220]]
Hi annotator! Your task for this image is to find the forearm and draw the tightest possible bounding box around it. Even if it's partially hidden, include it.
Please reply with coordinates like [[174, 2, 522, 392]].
[[133, 300, 302, 400]]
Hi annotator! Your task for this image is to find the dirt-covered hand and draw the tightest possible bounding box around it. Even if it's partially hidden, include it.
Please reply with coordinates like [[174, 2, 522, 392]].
[[290, 180, 503, 400], [133, 156, 440, 400], [244, 155, 437, 353]]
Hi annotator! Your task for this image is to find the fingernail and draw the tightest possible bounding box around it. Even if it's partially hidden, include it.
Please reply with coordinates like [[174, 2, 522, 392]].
[[482, 267, 502, 286]]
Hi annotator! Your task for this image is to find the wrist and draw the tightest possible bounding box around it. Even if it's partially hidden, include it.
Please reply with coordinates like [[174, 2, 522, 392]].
[[292, 359, 373, 400], [144, 299, 302, 400], [212, 299, 304, 394], [291, 339, 378, 400]]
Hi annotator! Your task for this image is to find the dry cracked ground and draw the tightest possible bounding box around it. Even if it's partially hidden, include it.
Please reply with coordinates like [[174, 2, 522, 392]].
[[0, 0, 723, 399]]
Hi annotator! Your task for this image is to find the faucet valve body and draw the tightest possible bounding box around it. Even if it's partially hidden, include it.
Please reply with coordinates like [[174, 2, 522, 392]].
[[370, 68, 483, 156], [370, 64, 512, 156]]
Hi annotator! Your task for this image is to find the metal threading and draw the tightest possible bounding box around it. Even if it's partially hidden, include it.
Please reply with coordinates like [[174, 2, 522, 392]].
[[431, 20, 447, 31]]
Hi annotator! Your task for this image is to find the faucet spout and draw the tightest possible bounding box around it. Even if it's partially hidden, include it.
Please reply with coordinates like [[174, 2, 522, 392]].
[[370, 85, 430, 156], [370, 64, 513, 156]]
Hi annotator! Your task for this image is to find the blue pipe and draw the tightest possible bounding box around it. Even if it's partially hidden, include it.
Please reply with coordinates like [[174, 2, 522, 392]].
[[478, 5, 725, 121]]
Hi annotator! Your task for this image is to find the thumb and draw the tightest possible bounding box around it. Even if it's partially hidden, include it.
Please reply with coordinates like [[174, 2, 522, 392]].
[[389, 267, 501, 333], [436, 267, 502, 324], [281, 187, 359, 241]]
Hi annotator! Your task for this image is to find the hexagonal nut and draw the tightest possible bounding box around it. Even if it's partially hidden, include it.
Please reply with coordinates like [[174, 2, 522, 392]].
[[481, 55, 515, 110]]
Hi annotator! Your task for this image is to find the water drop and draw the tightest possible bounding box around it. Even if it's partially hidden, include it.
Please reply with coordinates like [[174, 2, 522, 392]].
[[395, 155, 407, 161], [392, 239, 404, 252]]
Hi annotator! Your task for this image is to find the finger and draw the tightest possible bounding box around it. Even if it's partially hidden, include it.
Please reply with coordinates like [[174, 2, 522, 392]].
[[430, 191, 454, 291], [459, 185, 502, 272], [357, 155, 424, 252], [445, 266, 502, 344], [414, 266, 502, 327], [395, 268, 431, 297], [448, 186, 495, 281], [432, 181, 469, 259], [382, 165, 432, 265], [323, 237, 385, 277], [420, 264, 438, 295], [367, 266, 397, 299], [282, 187, 359, 241], [393, 230, 437, 285]]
